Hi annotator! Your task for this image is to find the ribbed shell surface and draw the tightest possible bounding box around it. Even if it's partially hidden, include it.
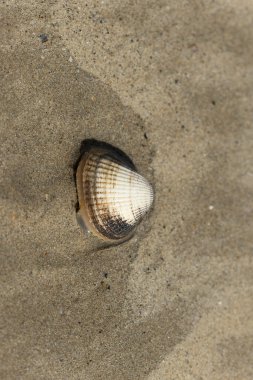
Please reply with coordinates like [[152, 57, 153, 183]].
[[77, 148, 154, 241]]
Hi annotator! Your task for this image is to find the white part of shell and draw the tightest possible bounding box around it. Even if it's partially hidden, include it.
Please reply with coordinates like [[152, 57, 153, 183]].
[[95, 158, 154, 225]]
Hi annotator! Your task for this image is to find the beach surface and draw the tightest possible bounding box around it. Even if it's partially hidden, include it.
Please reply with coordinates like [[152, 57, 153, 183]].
[[1, 1, 253, 379]]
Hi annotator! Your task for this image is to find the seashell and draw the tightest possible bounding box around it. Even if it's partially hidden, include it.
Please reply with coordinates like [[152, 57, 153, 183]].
[[76, 140, 154, 243]]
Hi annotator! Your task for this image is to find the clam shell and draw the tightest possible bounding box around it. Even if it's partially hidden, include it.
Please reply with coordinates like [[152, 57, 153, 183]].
[[76, 142, 154, 242]]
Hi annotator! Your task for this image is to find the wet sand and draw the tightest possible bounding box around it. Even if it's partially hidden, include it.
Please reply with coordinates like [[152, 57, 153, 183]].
[[1, 1, 253, 379]]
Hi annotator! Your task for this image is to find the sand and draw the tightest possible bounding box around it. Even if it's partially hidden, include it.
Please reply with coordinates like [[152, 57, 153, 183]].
[[1, 0, 253, 379]]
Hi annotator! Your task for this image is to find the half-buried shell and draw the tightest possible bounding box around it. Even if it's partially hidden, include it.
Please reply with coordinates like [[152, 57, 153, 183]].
[[76, 141, 154, 243]]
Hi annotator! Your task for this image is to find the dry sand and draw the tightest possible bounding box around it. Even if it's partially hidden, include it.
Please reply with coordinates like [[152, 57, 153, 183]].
[[1, 1, 253, 379]]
